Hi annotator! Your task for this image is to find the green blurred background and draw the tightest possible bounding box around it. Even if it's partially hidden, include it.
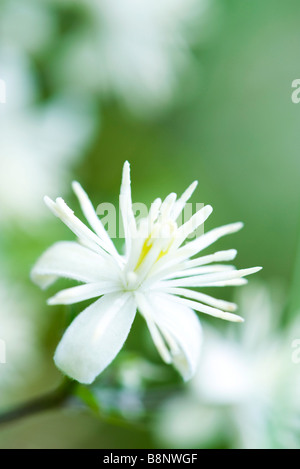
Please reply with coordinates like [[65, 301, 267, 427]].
[[0, 0, 299, 449]]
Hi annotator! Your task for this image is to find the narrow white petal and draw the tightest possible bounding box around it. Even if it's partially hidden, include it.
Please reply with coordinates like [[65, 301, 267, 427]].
[[163, 287, 237, 312], [164, 264, 235, 280], [157, 266, 262, 288], [172, 181, 198, 221], [143, 260, 187, 288], [72, 181, 120, 260], [204, 278, 248, 287], [119, 161, 137, 258], [31, 241, 119, 289], [170, 295, 244, 322], [141, 292, 202, 381], [135, 292, 172, 364], [171, 205, 213, 251], [47, 281, 122, 305], [145, 251, 188, 283], [44, 196, 114, 258], [178, 222, 244, 259], [184, 249, 238, 269], [54, 292, 137, 384], [160, 193, 177, 221], [149, 198, 162, 224], [146, 249, 238, 285]]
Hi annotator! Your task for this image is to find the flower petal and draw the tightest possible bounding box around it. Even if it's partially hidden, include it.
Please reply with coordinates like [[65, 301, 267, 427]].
[[160, 193, 177, 221], [184, 249, 238, 269], [137, 291, 202, 380], [172, 180, 198, 221], [163, 287, 237, 312], [44, 196, 113, 258], [119, 161, 137, 259], [144, 249, 238, 288], [170, 204, 213, 251], [134, 292, 172, 364], [165, 295, 244, 323], [47, 281, 121, 305], [204, 278, 248, 287], [178, 222, 244, 259], [156, 266, 262, 288], [72, 181, 121, 261], [54, 292, 137, 384], [31, 241, 119, 289], [163, 264, 236, 280]]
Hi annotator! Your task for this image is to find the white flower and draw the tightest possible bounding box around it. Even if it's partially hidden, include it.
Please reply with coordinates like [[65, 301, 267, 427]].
[[0, 48, 95, 223], [156, 281, 300, 449], [0, 0, 55, 54], [31, 161, 261, 384], [55, 0, 209, 114]]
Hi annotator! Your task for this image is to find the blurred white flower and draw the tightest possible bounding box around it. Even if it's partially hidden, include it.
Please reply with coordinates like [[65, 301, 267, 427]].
[[54, 0, 210, 114], [0, 277, 39, 407], [0, 0, 55, 54], [0, 49, 96, 223], [31, 161, 260, 385], [117, 355, 167, 392], [156, 281, 300, 449]]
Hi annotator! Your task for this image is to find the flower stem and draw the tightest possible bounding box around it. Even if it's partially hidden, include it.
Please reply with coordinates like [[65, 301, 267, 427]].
[[0, 378, 77, 425]]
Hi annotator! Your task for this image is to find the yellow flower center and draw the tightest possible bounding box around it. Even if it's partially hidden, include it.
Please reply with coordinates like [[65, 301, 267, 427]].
[[134, 220, 177, 271]]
